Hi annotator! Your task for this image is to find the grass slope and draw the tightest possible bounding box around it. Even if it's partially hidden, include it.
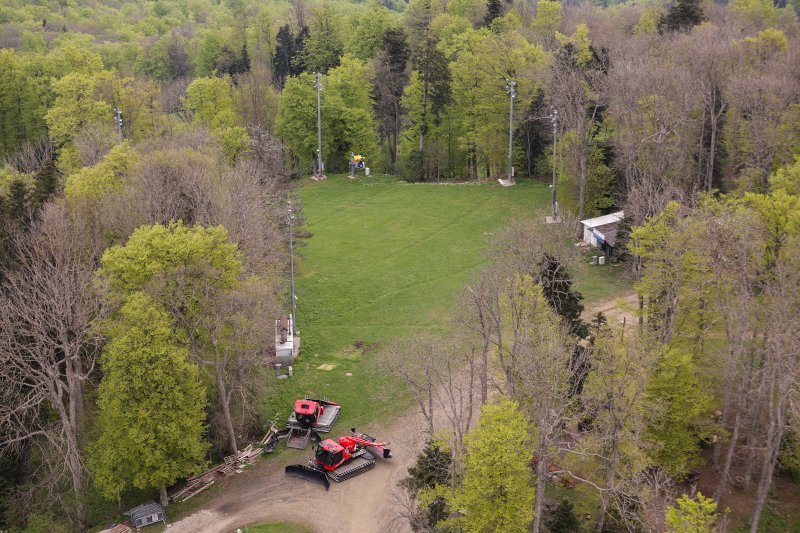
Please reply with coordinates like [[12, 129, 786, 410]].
[[265, 174, 629, 430]]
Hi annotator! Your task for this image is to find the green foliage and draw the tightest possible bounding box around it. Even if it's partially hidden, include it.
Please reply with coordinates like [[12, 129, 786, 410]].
[[346, 1, 396, 60], [730, 0, 782, 27], [547, 499, 581, 533], [0, 50, 48, 159], [530, 0, 562, 46], [448, 398, 534, 532], [402, 440, 452, 493], [779, 430, 800, 483], [299, 6, 344, 74], [276, 57, 378, 172], [45, 70, 113, 147], [99, 221, 242, 297], [771, 156, 800, 196], [556, 131, 617, 219], [645, 347, 711, 478], [90, 292, 208, 500], [447, 27, 547, 173], [539, 253, 587, 337], [401, 440, 452, 530], [64, 142, 137, 199], [665, 492, 718, 532], [195, 31, 224, 77], [182, 75, 249, 162]]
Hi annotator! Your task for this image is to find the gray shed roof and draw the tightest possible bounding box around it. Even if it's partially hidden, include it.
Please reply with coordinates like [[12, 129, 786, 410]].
[[124, 501, 165, 522]]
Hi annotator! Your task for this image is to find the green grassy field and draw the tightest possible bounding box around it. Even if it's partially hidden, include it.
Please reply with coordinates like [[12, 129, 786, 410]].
[[264, 174, 631, 429]]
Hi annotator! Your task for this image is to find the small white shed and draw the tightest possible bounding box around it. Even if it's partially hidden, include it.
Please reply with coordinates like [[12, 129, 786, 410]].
[[580, 211, 624, 252]]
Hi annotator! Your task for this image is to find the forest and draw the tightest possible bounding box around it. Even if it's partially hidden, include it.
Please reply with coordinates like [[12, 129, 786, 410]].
[[0, 0, 798, 530]]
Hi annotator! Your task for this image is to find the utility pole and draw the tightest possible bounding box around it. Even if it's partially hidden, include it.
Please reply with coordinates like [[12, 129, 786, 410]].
[[113, 108, 123, 143], [314, 72, 324, 179], [506, 79, 516, 183], [551, 108, 558, 218], [288, 203, 297, 335]]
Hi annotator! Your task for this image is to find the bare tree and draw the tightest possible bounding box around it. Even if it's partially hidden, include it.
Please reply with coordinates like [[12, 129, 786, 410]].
[[511, 282, 586, 533], [550, 40, 608, 236], [0, 204, 104, 532], [165, 278, 278, 454], [748, 250, 800, 532], [576, 327, 657, 531], [4, 137, 55, 174]]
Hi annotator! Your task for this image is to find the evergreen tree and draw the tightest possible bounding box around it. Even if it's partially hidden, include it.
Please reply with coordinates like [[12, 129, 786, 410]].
[[272, 24, 295, 87], [213, 45, 239, 77], [292, 26, 310, 76], [402, 440, 451, 493], [31, 158, 60, 207], [658, 0, 705, 33], [484, 0, 502, 26], [400, 440, 451, 530], [238, 43, 250, 74], [547, 499, 581, 533], [7, 178, 28, 225], [90, 292, 208, 507], [539, 253, 588, 338]]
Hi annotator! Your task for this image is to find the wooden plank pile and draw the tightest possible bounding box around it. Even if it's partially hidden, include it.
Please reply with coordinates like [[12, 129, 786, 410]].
[[168, 444, 265, 503]]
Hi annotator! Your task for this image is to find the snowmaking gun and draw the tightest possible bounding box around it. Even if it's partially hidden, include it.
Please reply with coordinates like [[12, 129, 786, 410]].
[[285, 428, 392, 490]]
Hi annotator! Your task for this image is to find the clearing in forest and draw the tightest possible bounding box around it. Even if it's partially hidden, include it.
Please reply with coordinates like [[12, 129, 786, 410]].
[[266, 174, 631, 428]]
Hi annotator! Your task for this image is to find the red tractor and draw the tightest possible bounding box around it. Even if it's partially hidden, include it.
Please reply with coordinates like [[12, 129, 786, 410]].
[[284, 398, 340, 449], [285, 428, 392, 490]]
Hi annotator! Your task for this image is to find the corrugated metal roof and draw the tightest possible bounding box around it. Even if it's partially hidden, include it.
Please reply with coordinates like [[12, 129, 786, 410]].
[[124, 501, 164, 522]]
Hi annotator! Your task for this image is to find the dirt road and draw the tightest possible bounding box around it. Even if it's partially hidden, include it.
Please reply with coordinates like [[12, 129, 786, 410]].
[[166, 406, 430, 533], [169, 292, 638, 533], [582, 290, 639, 327]]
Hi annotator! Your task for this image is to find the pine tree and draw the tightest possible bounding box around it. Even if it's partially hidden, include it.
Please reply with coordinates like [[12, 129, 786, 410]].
[[547, 499, 581, 533], [484, 0, 503, 26], [658, 0, 705, 33], [239, 43, 250, 74], [400, 440, 452, 530], [31, 158, 59, 208], [539, 253, 588, 338], [273, 25, 295, 86], [7, 178, 28, 225]]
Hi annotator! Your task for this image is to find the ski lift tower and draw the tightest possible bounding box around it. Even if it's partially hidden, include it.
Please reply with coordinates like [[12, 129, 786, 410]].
[[275, 203, 300, 377], [546, 108, 561, 224], [498, 79, 516, 188], [311, 72, 326, 181]]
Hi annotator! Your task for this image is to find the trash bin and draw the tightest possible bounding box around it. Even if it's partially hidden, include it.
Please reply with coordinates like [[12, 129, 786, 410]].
[[365, 167, 370, 176], [599, 256, 606, 265]]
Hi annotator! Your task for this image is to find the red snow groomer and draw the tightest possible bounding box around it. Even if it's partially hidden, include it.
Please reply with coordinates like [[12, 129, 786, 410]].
[[284, 398, 341, 449], [285, 428, 392, 490]]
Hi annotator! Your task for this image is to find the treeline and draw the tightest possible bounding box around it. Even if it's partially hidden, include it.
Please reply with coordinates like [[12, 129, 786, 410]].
[[1, 0, 799, 221], [0, 0, 798, 530], [389, 156, 800, 532], [0, 124, 288, 529]]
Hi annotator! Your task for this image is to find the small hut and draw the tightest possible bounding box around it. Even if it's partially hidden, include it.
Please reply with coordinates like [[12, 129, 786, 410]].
[[124, 501, 166, 529], [580, 211, 624, 255]]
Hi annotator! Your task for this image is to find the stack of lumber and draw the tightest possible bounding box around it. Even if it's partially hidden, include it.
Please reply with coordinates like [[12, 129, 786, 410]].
[[169, 471, 217, 503], [168, 443, 265, 502]]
